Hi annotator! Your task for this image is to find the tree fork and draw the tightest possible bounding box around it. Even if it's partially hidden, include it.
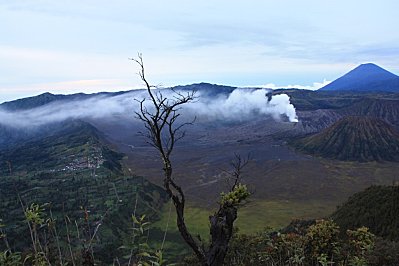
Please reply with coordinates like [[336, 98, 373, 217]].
[[132, 54, 249, 266]]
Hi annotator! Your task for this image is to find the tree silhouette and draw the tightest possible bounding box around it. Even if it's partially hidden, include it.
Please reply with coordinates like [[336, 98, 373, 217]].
[[131, 54, 249, 265]]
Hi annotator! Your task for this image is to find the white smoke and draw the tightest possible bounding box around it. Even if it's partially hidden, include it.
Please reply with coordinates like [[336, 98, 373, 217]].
[[0, 88, 298, 128], [0, 93, 138, 128], [189, 89, 298, 122]]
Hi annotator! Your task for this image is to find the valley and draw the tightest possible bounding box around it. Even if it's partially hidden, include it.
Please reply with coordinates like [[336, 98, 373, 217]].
[[1, 63, 399, 263], [1, 0, 398, 263]]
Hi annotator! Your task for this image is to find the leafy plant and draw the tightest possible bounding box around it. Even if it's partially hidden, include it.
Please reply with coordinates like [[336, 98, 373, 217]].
[[347, 227, 375, 266], [305, 219, 341, 264], [121, 214, 168, 266], [0, 250, 22, 266], [220, 184, 250, 207]]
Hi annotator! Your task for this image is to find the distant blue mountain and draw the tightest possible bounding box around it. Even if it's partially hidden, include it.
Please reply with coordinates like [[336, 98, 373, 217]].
[[173, 82, 236, 95], [321, 63, 399, 92], [0, 91, 130, 111]]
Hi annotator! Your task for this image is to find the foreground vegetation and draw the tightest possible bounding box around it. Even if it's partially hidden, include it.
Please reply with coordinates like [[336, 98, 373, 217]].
[[0, 120, 168, 264], [2, 183, 399, 265], [332, 185, 399, 241], [219, 220, 398, 266]]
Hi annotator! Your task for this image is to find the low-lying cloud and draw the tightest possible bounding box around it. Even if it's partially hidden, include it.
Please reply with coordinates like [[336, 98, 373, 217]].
[[0, 88, 298, 129], [249, 79, 331, 91], [190, 89, 298, 122]]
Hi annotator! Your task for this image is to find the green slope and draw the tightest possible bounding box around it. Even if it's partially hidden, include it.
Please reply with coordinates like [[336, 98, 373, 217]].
[[331, 185, 399, 241], [0, 120, 167, 264]]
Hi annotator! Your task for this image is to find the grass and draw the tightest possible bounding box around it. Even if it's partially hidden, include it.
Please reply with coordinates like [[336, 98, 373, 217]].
[[152, 201, 211, 242], [153, 198, 337, 239], [151, 198, 337, 261], [235, 199, 336, 233]]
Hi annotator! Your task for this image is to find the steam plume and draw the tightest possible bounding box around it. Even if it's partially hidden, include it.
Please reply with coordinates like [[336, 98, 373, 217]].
[[189, 89, 298, 122], [0, 88, 298, 128]]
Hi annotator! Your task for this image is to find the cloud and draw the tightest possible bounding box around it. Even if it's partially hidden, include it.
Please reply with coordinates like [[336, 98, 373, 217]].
[[0, 93, 135, 128], [0, 88, 298, 129], [2, 0, 399, 102], [0, 79, 138, 95], [0, 45, 133, 80], [245, 79, 332, 91], [188, 89, 298, 122]]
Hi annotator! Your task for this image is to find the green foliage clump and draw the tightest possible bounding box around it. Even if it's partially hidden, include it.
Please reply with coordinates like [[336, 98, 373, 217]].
[[25, 203, 46, 225], [332, 185, 399, 241], [0, 250, 22, 266], [120, 214, 168, 266], [306, 219, 340, 263], [221, 219, 383, 266], [220, 184, 250, 207], [347, 226, 375, 266]]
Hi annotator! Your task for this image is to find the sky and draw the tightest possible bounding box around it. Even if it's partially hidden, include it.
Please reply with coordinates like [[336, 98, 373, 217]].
[[1, 0, 399, 103]]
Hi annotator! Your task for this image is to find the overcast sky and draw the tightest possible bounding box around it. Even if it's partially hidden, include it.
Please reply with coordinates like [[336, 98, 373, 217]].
[[1, 0, 399, 103]]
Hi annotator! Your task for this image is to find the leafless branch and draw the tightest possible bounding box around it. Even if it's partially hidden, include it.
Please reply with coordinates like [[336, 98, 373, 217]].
[[130, 54, 204, 260], [131, 54, 246, 266]]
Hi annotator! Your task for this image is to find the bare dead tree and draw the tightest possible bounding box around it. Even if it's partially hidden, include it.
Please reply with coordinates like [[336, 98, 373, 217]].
[[131, 54, 250, 266]]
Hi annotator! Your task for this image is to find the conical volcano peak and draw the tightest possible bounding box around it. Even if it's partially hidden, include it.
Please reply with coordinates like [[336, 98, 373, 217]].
[[321, 63, 399, 92], [352, 63, 396, 75], [293, 116, 399, 162], [358, 62, 382, 68]]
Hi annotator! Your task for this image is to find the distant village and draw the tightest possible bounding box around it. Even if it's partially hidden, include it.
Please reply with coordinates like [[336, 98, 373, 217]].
[[51, 144, 104, 173]]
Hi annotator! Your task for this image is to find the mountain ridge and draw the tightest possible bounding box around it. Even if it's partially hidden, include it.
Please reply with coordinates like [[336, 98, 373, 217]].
[[0, 83, 236, 111], [321, 63, 399, 92], [0, 91, 130, 111]]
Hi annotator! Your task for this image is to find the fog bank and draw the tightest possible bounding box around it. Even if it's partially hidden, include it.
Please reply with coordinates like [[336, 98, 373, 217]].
[[0, 88, 298, 128]]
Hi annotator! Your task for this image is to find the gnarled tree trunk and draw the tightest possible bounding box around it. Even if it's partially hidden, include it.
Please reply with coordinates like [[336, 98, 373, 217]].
[[132, 54, 248, 266]]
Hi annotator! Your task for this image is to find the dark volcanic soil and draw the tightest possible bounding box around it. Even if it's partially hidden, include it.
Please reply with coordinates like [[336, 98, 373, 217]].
[[90, 114, 399, 207]]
